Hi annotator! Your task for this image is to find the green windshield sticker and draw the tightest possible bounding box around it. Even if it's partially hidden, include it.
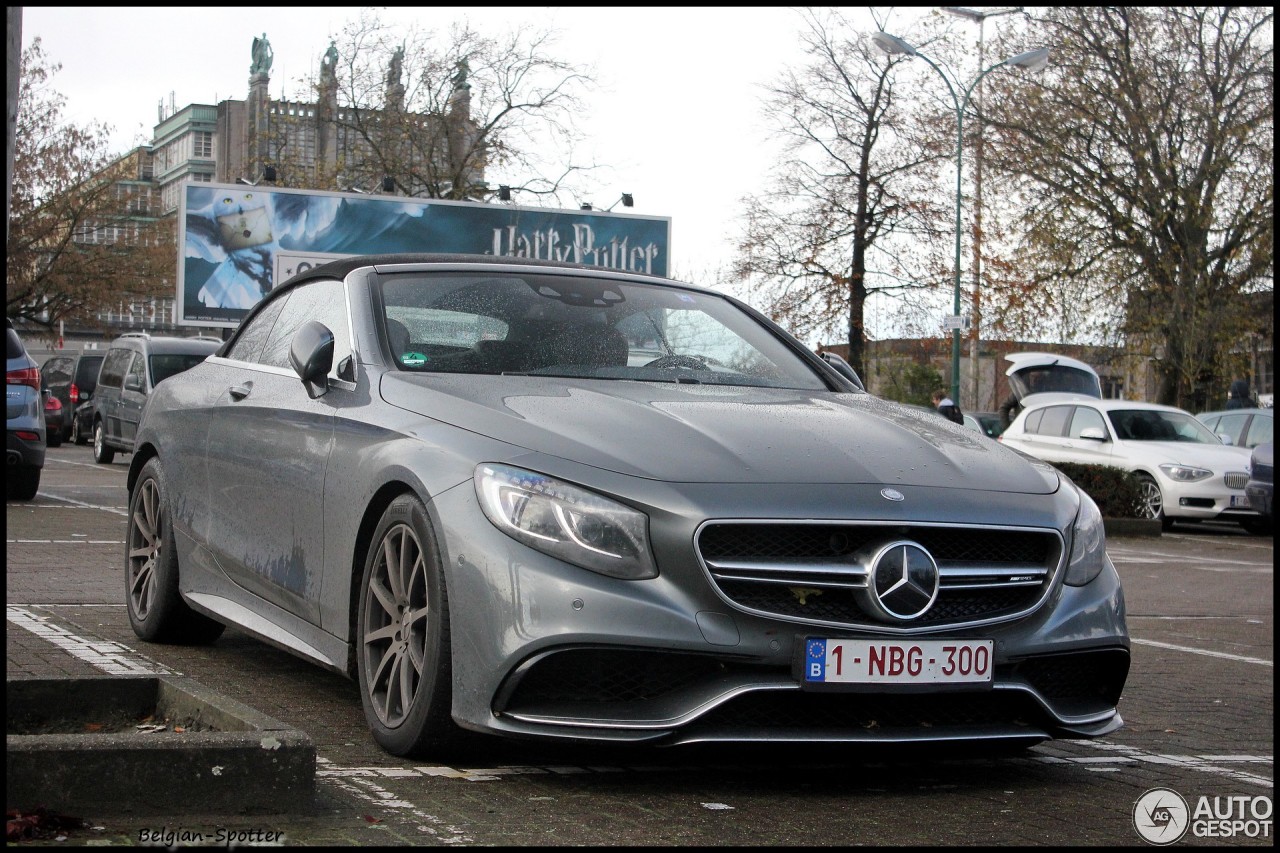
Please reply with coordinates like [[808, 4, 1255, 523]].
[[400, 352, 428, 367]]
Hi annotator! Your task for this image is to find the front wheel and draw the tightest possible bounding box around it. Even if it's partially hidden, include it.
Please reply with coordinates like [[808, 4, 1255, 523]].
[[1135, 472, 1173, 530], [93, 421, 115, 464], [126, 458, 225, 644], [357, 494, 458, 758]]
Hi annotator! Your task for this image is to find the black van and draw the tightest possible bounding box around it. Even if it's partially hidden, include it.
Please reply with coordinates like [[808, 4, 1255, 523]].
[[41, 352, 106, 445]]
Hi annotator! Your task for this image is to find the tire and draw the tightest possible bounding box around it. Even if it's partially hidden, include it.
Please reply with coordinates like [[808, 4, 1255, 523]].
[[47, 430, 62, 448], [126, 458, 225, 644], [1135, 472, 1173, 530], [357, 493, 458, 758], [7, 466, 40, 501], [93, 420, 115, 464]]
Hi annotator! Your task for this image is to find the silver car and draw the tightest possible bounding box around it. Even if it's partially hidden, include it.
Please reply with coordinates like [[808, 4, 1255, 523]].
[[126, 255, 1130, 757]]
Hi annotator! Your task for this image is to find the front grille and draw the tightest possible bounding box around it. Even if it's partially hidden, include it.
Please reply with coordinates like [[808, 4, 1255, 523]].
[[1224, 472, 1249, 489], [697, 522, 1062, 630]]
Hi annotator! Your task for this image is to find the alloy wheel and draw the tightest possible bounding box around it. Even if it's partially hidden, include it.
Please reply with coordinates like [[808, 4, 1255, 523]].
[[362, 522, 430, 728], [1137, 476, 1163, 520], [127, 477, 162, 621]]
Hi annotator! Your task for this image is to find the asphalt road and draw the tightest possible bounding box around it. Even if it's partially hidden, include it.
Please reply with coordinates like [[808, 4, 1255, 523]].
[[7, 443, 1274, 846]]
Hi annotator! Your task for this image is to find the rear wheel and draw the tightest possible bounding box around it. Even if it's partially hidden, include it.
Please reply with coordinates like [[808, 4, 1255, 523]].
[[93, 420, 115, 464], [1135, 473, 1173, 530], [126, 458, 225, 644], [357, 494, 458, 757]]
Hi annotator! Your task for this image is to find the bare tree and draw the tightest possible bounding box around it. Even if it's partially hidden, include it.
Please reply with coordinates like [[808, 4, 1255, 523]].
[[735, 8, 956, 377], [270, 10, 596, 204], [982, 7, 1274, 408], [7, 39, 173, 336]]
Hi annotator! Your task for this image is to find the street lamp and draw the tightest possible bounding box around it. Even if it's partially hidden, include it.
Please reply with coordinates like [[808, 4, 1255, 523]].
[[872, 31, 1049, 407], [943, 7, 1023, 410]]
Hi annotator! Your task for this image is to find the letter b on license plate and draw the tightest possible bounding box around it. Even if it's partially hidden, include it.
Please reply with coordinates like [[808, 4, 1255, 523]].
[[803, 638, 993, 686]]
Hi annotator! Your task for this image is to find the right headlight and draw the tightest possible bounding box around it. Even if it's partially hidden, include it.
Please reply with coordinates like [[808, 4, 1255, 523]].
[[1065, 485, 1107, 587], [474, 463, 658, 580]]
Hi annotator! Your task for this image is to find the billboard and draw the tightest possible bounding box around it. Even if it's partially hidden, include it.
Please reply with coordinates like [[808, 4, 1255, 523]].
[[177, 182, 672, 328]]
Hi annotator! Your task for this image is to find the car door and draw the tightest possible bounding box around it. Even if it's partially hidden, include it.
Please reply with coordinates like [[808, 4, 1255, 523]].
[[1059, 404, 1115, 466], [118, 350, 148, 449], [96, 347, 131, 444], [1244, 414, 1272, 449], [1016, 404, 1075, 462], [202, 278, 353, 624]]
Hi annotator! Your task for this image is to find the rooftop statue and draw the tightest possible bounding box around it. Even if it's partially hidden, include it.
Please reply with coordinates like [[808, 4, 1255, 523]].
[[387, 45, 405, 88], [320, 41, 339, 85], [251, 33, 274, 76]]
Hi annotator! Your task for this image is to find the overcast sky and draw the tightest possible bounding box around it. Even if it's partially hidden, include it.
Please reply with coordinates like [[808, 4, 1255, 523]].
[[20, 6, 949, 341]]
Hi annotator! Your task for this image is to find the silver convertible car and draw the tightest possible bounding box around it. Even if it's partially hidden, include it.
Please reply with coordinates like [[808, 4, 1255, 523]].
[[126, 254, 1129, 757]]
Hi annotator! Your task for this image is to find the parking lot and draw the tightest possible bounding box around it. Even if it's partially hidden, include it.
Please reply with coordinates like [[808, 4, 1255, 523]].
[[7, 443, 1274, 846]]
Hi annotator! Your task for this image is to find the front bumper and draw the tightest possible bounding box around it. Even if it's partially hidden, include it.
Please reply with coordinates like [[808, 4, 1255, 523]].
[[435, 476, 1129, 747]]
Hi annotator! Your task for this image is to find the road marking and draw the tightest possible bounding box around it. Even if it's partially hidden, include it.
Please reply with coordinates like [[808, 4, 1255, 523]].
[[6, 537, 123, 545], [1073, 741, 1273, 789], [1130, 637, 1272, 667], [315, 760, 473, 843], [23, 494, 128, 516], [5, 605, 172, 676]]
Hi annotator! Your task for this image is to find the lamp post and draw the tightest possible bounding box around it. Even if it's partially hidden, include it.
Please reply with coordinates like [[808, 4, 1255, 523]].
[[871, 31, 1048, 408], [943, 8, 1023, 410]]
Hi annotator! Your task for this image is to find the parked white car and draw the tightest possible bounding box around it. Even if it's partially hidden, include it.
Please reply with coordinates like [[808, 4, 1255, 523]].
[[999, 394, 1263, 533]]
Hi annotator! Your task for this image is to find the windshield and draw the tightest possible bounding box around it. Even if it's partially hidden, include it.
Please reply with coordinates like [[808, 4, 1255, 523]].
[[1108, 409, 1221, 443], [378, 272, 829, 390]]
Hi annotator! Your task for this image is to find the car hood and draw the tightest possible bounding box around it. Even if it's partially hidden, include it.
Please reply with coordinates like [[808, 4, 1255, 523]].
[[380, 374, 1058, 492], [1119, 439, 1253, 470]]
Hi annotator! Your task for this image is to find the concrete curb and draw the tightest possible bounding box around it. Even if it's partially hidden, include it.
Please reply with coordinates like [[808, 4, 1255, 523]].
[[7, 676, 315, 815]]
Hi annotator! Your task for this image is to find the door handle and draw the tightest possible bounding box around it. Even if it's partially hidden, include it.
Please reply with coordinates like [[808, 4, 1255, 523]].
[[228, 383, 253, 401]]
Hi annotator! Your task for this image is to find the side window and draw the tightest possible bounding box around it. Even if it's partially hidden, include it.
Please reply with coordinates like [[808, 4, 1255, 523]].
[[1068, 406, 1108, 438], [226, 295, 288, 363], [1245, 416, 1272, 448], [1036, 405, 1073, 437], [98, 348, 132, 390], [1024, 408, 1045, 434], [258, 279, 352, 375], [1211, 413, 1249, 446], [125, 352, 145, 390]]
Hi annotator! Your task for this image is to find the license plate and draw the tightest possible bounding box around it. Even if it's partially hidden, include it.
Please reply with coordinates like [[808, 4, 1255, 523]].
[[1230, 495, 1252, 508], [803, 638, 993, 685]]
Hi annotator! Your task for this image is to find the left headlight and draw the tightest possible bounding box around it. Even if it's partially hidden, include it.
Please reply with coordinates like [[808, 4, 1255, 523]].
[[1159, 463, 1212, 482], [474, 463, 658, 580], [1065, 485, 1107, 587]]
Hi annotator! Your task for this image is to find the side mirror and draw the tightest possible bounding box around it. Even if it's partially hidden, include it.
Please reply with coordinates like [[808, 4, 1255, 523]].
[[289, 320, 335, 399], [819, 351, 865, 391], [1218, 433, 1233, 445], [124, 374, 144, 392], [1079, 427, 1108, 442]]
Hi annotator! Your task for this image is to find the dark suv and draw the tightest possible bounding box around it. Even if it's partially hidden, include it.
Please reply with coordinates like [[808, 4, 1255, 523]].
[[7, 318, 46, 499], [92, 333, 221, 464], [40, 352, 106, 445]]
